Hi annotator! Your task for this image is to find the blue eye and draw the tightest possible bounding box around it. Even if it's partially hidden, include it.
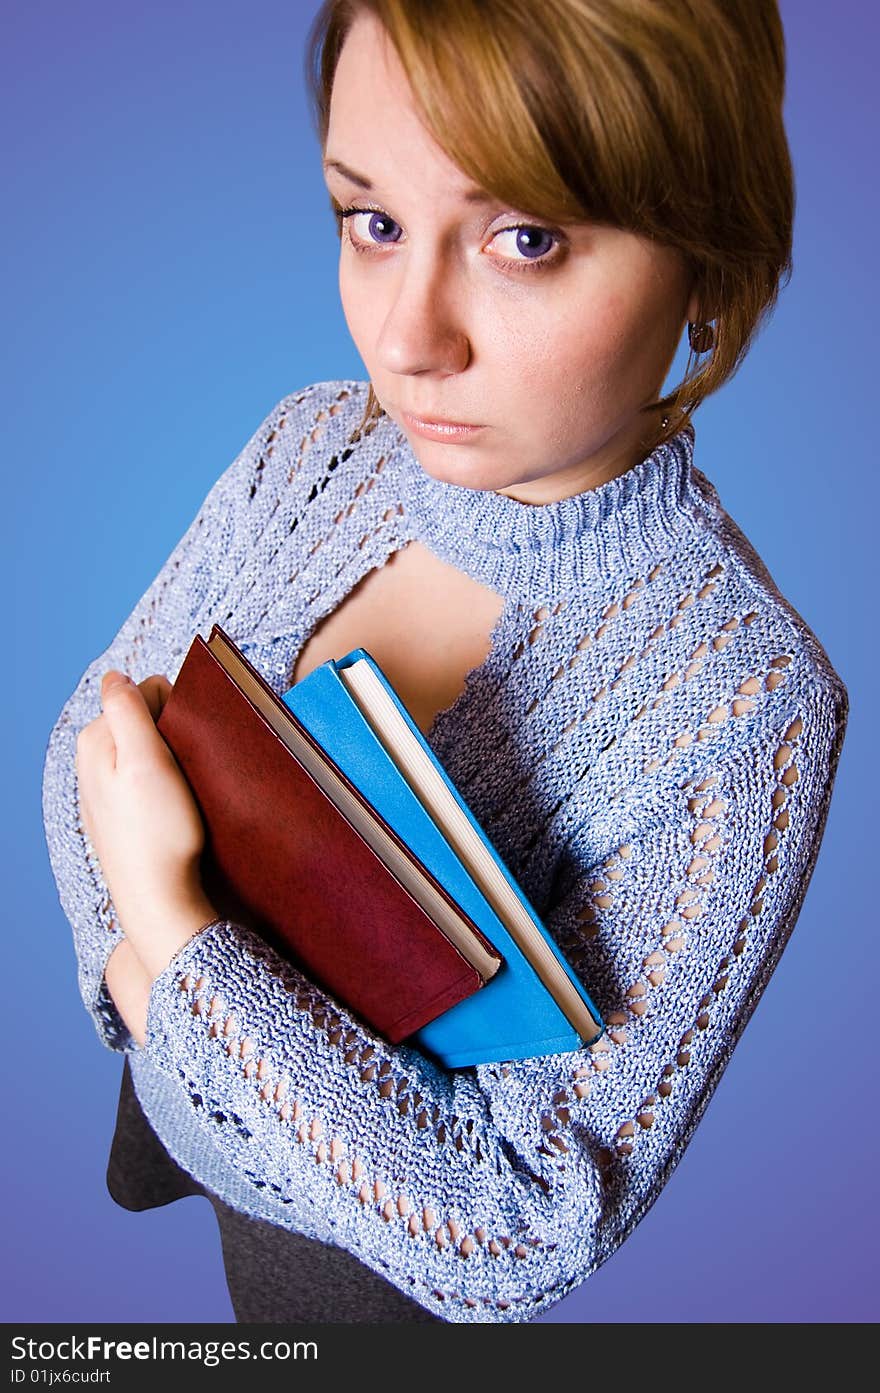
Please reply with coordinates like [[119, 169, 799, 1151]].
[[362, 210, 401, 243], [499, 226, 557, 260], [485, 223, 563, 273], [367, 212, 401, 243], [339, 207, 403, 246]]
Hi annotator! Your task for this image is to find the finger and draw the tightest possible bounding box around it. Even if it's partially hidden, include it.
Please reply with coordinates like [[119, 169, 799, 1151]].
[[75, 712, 117, 775], [99, 670, 166, 767], [137, 674, 173, 724], [75, 716, 116, 842]]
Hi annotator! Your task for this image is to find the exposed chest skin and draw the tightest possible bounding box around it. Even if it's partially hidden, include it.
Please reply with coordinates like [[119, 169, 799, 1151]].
[[290, 539, 506, 737]]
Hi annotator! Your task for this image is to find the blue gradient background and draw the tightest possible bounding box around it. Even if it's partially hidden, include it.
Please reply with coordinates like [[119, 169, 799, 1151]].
[[5, 0, 875, 1324]]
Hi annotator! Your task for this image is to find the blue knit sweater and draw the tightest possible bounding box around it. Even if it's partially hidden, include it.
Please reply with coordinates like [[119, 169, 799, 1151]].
[[42, 379, 848, 1322]]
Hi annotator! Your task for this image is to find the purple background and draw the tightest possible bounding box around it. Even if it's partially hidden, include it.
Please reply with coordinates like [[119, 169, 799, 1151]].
[[5, 0, 875, 1323]]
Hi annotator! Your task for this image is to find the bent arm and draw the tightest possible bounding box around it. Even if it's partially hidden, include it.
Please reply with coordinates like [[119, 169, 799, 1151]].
[[41, 383, 331, 1050], [140, 663, 847, 1321]]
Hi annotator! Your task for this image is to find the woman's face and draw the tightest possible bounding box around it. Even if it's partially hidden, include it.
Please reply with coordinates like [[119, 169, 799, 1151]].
[[324, 12, 699, 504]]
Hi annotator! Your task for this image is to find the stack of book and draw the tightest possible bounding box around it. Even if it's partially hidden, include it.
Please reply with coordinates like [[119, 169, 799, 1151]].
[[156, 625, 604, 1068]]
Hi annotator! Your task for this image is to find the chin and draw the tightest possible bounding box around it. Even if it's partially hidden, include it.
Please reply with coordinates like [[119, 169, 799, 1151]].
[[415, 456, 504, 493], [405, 440, 507, 493]]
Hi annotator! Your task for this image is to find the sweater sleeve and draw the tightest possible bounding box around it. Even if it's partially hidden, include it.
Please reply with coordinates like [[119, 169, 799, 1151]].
[[40, 382, 331, 1051], [141, 653, 848, 1322]]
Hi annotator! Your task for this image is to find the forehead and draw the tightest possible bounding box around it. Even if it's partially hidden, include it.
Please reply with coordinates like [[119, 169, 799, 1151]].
[[326, 12, 481, 201], [330, 10, 407, 104], [323, 155, 498, 210]]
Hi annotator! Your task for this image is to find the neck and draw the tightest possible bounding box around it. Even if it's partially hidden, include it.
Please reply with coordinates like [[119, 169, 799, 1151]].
[[491, 407, 674, 507], [384, 416, 714, 593]]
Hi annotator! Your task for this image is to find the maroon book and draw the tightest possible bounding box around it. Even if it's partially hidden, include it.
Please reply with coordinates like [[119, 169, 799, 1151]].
[[156, 629, 500, 1043]]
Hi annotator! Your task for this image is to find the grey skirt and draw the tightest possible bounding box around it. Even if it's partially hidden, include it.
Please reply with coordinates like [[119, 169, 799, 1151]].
[[106, 1058, 442, 1324]]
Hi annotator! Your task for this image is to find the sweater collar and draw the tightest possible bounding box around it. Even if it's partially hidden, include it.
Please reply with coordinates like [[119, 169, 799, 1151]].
[[383, 417, 714, 593]]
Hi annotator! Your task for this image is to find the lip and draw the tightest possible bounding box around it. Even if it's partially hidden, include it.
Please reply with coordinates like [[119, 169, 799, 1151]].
[[401, 410, 485, 442]]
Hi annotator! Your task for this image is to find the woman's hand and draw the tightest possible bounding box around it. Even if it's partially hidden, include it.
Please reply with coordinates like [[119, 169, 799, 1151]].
[[76, 670, 218, 981]]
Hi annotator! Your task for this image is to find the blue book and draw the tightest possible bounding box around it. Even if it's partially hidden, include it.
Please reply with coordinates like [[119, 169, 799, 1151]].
[[283, 649, 605, 1068]]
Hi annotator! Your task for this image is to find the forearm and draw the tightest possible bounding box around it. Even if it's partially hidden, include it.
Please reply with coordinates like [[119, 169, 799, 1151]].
[[143, 919, 605, 1319], [137, 680, 845, 1321]]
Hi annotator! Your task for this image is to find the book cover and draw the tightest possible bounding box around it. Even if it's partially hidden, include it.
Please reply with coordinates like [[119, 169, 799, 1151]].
[[155, 627, 501, 1044], [284, 647, 605, 1067]]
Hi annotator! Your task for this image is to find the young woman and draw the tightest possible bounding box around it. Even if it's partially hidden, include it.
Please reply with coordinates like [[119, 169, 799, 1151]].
[[43, 0, 848, 1324]]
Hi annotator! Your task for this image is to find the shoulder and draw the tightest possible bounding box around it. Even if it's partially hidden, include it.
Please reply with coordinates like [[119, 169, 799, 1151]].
[[558, 452, 849, 809], [687, 472, 849, 744], [230, 378, 374, 474], [274, 378, 373, 445], [612, 435, 851, 756], [278, 376, 370, 415], [704, 482, 838, 676], [203, 378, 376, 521], [238, 378, 396, 495]]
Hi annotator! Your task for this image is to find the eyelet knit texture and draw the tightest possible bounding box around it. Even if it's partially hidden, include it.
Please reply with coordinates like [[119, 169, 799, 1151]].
[[42, 379, 848, 1322]]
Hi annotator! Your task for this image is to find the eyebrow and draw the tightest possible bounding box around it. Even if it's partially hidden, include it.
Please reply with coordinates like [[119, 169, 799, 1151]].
[[323, 157, 498, 206]]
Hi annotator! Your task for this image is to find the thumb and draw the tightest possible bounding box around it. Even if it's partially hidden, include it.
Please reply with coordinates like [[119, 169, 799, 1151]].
[[100, 670, 163, 765], [102, 670, 132, 693]]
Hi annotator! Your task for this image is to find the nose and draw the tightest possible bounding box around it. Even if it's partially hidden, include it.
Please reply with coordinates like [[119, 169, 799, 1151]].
[[373, 249, 472, 378]]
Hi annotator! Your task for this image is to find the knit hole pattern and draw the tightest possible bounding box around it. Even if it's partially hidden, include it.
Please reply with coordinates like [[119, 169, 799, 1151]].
[[611, 712, 805, 1158], [178, 976, 538, 1271]]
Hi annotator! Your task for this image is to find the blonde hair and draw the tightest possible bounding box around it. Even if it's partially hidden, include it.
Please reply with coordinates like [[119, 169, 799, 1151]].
[[305, 0, 793, 450]]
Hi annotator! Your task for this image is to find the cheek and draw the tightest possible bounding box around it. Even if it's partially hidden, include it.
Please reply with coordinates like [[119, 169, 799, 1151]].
[[498, 288, 631, 383], [338, 261, 374, 355], [492, 290, 635, 428]]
